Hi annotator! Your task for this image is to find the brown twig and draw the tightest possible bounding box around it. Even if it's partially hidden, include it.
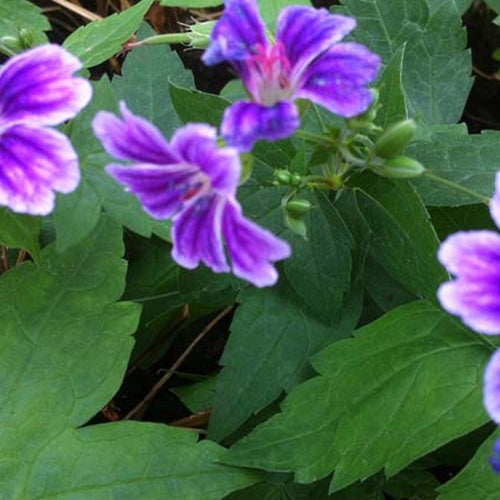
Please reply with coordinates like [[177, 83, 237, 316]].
[[169, 408, 212, 428], [0, 247, 9, 272], [50, 0, 102, 21], [123, 305, 234, 421], [472, 66, 500, 81], [16, 250, 26, 265]]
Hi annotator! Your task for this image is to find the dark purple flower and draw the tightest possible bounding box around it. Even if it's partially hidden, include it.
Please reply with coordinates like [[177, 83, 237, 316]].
[[202, 0, 381, 151], [437, 172, 500, 334], [0, 45, 92, 215], [93, 103, 291, 287]]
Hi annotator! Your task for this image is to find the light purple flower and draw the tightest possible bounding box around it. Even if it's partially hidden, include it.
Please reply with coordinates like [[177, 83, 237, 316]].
[[92, 103, 291, 287], [202, 0, 381, 152], [437, 172, 500, 335], [485, 350, 500, 473], [0, 45, 92, 215]]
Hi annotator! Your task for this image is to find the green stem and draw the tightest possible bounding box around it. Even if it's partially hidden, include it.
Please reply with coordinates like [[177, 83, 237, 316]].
[[295, 129, 331, 145], [130, 291, 179, 303], [424, 172, 490, 205], [128, 33, 192, 48]]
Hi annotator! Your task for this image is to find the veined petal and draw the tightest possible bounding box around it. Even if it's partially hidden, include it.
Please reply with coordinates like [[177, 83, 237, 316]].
[[222, 198, 291, 287], [485, 350, 500, 424], [0, 44, 92, 126], [202, 0, 267, 66], [172, 195, 230, 273], [106, 163, 199, 219], [296, 42, 381, 118], [221, 101, 299, 152], [438, 231, 500, 279], [171, 123, 240, 195], [277, 7, 356, 79], [0, 124, 79, 215], [490, 171, 500, 229], [93, 102, 178, 164]]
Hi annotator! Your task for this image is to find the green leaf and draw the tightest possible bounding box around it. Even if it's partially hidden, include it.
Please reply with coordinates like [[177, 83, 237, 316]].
[[173, 376, 217, 413], [284, 192, 353, 323], [54, 77, 170, 251], [208, 277, 360, 442], [0, 208, 41, 261], [170, 83, 230, 127], [0, 0, 49, 46], [340, 0, 471, 124], [384, 467, 440, 499], [352, 173, 447, 301], [437, 429, 500, 500], [115, 24, 194, 136], [63, 0, 154, 68], [223, 301, 492, 492], [408, 127, 500, 206], [258, 0, 312, 25], [426, 0, 472, 15], [0, 216, 258, 497], [483, 0, 500, 13], [376, 44, 408, 128]]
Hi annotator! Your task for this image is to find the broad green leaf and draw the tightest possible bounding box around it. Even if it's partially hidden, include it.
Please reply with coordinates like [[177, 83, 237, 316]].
[[484, 0, 500, 13], [409, 127, 500, 206], [0, 216, 258, 498], [54, 77, 170, 251], [352, 173, 447, 301], [170, 83, 230, 127], [376, 44, 408, 128], [208, 277, 360, 442], [0, 0, 49, 46], [339, 0, 471, 124], [384, 467, 440, 499], [437, 429, 500, 500], [258, 0, 312, 26], [173, 376, 217, 413], [223, 301, 492, 492], [284, 192, 353, 323], [115, 24, 194, 136], [0, 208, 41, 261], [426, 0, 472, 15], [64, 0, 154, 68]]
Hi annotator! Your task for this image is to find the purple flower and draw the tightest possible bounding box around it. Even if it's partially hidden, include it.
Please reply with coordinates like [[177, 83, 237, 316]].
[[202, 0, 381, 152], [0, 45, 92, 215], [437, 172, 500, 335], [92, 103, 291, 287], [490, 437, 500, 473]]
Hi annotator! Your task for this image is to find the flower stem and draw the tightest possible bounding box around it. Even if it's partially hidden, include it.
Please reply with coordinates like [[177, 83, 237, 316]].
[[424, 172, 490, 205], [126, 33, 192, 49], [295, 129, 331, 145]]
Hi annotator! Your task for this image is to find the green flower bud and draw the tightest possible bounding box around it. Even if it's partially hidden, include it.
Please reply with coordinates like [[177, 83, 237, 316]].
[[375, 119, 417, 159], [376, 156, 425, 178], [285, 199, 312, 217], [274, 169, 292, 184], [239, 153, 253, 184], [187, 21, 215, 49]]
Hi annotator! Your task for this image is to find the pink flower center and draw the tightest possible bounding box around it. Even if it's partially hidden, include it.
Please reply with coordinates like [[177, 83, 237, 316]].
[[248, 42, 293, 105]]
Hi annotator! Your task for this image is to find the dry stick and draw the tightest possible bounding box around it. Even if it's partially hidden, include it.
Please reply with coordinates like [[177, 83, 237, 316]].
[[123, 305, 234, 421], [0, 247, 9, 272], [50, 0, 102, 21]]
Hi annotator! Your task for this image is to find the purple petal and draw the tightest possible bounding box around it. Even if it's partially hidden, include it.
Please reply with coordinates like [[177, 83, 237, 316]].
[[490, 171, 500, 229], [490, 438, 500, 473], [277, 7, 356, 79], [172, 195, 230, 273], [202, 0, 268, 66], [221, 101, 299, 152], [0, 124, 79, 215], [222, 198, 291, 287], [0, 44, 92, 126], [93, 102, 178, 164], [296, 43, 381, 118], [106, 163, 199, 219], [437, 231, 500, 334], [170, 124, 241, 196], [485, 350, 500, 424]]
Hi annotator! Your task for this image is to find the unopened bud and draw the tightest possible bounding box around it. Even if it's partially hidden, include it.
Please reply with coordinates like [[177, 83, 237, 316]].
[[275, 169, 292, 185], [187, 21, 215, 49], [285, 199, 312, 217], [376, 156, 425, 179], [375, 119, 417, 159]]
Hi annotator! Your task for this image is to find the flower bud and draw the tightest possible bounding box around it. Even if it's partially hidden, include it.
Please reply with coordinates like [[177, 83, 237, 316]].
[[285, 199, 312, 217], [376, 156, 425, 179], [375, 119, 417, 159], [187, 21, 215, 49], [0, 29, 34, 55], [274, 169, 292, 184]]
